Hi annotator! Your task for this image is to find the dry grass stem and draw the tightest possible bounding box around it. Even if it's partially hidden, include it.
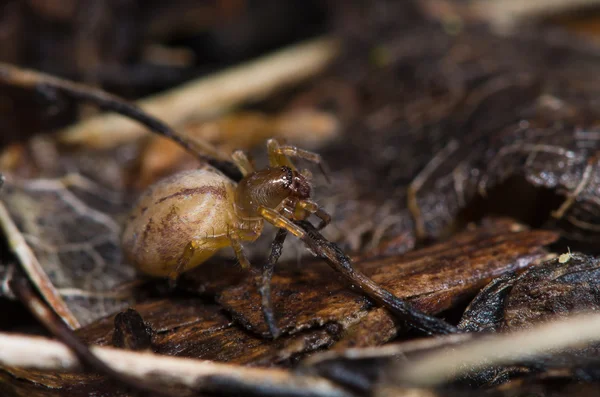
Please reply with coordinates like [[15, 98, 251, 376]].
[[475, 0, 600, 33], [395, 312, 600, 386], [0, 332, 353, 397]]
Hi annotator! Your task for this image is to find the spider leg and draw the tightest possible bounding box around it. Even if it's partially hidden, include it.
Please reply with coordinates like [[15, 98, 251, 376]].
[[313, 208, 331, 230], [229, 222, 285, 339], [169, 233, 231, 286], [228, 230, 252, 270], [231, 150, 255, 176], [258, 206, 307, 238], [294, 199, 331, 230], [295, 220, 458, 336], [169, 240, 199, 287], [267, 138, 330, 182], [266, 138, 296, 169], [254, 228, 288, 339]]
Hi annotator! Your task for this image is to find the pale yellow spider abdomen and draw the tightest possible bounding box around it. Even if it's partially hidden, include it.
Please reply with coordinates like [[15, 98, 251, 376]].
[[122, 168, 238, 277]]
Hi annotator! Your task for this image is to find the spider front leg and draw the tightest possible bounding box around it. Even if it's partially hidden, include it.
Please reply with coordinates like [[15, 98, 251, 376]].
[[266, 139, 295, 169], [296, 200, 331, 230], [229, 222, 286, 339], [282, 198, 331, 230], [255, 228, 288, 339], [258, 206, 308, 239], [229, 218, 288, 339], [266, 138, 330, 182], [256, 207, 312, 339]]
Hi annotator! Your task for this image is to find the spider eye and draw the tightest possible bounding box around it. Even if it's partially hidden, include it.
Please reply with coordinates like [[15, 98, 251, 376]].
[[281, 166, 293, 188]]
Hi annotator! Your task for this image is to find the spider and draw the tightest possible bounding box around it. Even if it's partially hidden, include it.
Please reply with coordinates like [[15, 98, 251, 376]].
[[121, 139, 332, 336], [0, 61, 457, 339]]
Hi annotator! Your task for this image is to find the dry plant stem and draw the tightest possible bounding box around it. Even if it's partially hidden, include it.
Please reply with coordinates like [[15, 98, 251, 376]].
[[394, 312, 600, 386], [297, 221, 458, 335], [0, 333, 353, 397], [304, 333, 474, 367], [8, 272, 179, 397], [0, 201, 79, 328], [408, 139, 460, 239], [256, 228, 288, 339], [475, 0, 600, 33], [58, 38, 339, 150], [375, 387, 438, 397], [0, 62, 241, 180], [552, 155, 597, 219]]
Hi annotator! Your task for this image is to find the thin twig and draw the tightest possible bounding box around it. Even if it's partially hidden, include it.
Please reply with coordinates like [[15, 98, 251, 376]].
[[551, 155, 597, 219], [407, 140, 460, 239], [0, 201, 79, 328], [9, 271, 179, 397]]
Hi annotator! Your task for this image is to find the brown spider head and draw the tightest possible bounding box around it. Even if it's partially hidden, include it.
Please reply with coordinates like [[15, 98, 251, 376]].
[[283, 166, 311, 200], [235, 166, 312, 218]]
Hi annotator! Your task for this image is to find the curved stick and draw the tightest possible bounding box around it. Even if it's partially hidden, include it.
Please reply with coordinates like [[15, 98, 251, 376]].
[[0, 62, 242, 182], [9, 269, 185, 397], [296, 221, 458, 336]]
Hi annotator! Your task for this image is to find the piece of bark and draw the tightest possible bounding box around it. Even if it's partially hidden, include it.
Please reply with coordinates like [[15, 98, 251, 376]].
[[77, 298, 336, 367], [458, 272, 519, 333], [456, 253, 600, 385], [460, 252, 600, 333], [504, 253, 600, 330], [111, 308, 153, 351]]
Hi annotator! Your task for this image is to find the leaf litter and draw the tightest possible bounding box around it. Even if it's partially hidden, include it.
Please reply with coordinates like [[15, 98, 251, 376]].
[[3, 1, 600, 396]]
